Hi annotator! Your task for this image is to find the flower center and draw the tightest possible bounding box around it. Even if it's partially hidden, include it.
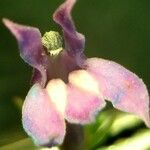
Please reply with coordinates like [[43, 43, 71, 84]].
[[42, 31, 81, 83], [42, 31, 63, 57]]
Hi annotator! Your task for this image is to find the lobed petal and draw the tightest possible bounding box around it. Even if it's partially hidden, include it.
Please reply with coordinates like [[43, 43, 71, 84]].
[[22, 84, 66, 147], [3, 19, 47, 86], [46, 79, 67, 115], [85, 58, 150, 127], [53, 0, 85, 58], [65, 70, 106, 124]]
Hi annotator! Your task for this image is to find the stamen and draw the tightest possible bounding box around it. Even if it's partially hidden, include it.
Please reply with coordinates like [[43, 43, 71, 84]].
[[42, 31, 63, 56]]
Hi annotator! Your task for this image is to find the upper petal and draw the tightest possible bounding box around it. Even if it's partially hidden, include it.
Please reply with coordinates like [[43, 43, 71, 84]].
[[85, 58, 150, 127], [22, 83, 66, 147], [53, 0, 85, 59], [3, 19, 47, 86]]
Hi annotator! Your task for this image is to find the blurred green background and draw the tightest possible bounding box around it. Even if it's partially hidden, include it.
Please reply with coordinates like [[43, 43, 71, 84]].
[[0, 0, 150, 149]]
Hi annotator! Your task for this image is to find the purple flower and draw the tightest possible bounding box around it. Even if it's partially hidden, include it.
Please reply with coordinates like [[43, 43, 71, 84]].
[[3, 0, 150, 147]]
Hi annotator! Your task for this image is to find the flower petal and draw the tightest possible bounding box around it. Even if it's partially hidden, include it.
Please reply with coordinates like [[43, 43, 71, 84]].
[[85, 58, 150, 127], [53, 0, 85, 57], [22, 84, 66, 147], [46, 79, 67, 115], [3, 18, 47, 86], [65, 70, 106, 124]]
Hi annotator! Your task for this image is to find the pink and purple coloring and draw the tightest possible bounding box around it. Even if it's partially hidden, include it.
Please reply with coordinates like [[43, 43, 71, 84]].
[[3, 0, 150, 147]]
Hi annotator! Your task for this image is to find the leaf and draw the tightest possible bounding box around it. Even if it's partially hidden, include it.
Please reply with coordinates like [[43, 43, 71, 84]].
[[0, 138, 36, 150]]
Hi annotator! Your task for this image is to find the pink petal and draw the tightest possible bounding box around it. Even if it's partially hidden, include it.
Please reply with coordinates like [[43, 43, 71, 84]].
[[22, 84, 66, 147], [85, 58, 150, 127], [3, 19, 48, 86], [65, 70, 106, 124], [53, 0, 85, 58], [46, 79, 67, 116]]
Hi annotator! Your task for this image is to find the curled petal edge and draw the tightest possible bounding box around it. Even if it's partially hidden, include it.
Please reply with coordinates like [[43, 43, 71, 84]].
[[85, 58, 150, 127]]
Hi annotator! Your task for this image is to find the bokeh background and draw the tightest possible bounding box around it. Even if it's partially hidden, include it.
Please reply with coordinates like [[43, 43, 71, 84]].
[[0, 0, 150, 149]]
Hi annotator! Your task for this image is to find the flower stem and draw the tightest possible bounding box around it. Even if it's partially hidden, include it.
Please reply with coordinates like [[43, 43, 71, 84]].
[[60, 123, 84, 150]]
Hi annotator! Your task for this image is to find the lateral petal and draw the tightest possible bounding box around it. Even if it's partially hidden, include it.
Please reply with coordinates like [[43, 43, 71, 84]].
[[53, 0, 85, 58], [22, 84, 66, 147], [85, 58, 150, 127], [3, 19, 47, 86]]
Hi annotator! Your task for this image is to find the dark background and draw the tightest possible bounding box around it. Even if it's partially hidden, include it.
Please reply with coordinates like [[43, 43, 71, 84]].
[[0, 0, 150, 148]]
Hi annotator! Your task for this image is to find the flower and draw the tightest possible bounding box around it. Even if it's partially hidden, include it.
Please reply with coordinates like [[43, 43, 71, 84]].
[[3, 0, 150, 148]]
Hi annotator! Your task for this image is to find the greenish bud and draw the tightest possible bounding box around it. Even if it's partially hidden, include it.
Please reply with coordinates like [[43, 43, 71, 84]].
[[42, 31, 63, 56]]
